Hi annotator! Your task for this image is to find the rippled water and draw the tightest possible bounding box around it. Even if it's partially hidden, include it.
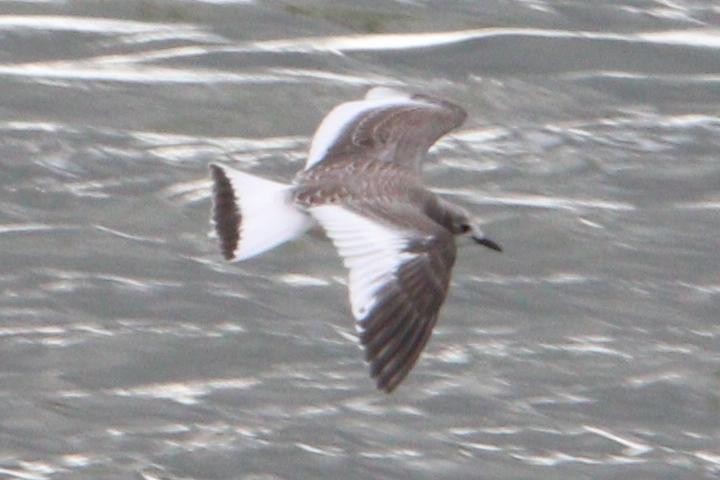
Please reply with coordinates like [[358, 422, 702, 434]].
[[1, 1, 719, 479]]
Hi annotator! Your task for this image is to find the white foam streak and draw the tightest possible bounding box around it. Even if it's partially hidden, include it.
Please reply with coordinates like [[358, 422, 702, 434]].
[[111, 378, 259, 405], [245, 28, 720, 54], [0, 63, 399, 86], [249, 28, 579, 53], [583, 426, 653, 456], [0, 465, 50, 480], [0, 64, 290, 84], [0, 223, 54, 234], [435, 190, 636, 211], [0, 15, 188, 33], [639, 30, 720, 48]]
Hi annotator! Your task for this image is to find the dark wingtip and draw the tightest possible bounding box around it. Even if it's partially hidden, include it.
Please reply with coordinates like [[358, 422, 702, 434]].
[[475, 236, 503, 253], [378, 382, 397, 394], [375, 370, 401, 394], [209, 164, 240, 260]]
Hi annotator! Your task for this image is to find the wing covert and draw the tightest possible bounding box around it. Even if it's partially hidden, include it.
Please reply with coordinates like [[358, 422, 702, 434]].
[[305, 87, 466, 173]]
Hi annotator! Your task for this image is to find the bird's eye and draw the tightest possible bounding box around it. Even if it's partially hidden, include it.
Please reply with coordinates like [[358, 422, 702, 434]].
[[460, 224, 471, 233]]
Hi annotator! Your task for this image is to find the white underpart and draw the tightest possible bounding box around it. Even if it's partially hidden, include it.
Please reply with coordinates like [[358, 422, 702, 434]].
[[215, 164, 313, 261], [305, 87, 424, 170], [310, 205, 418, 330]]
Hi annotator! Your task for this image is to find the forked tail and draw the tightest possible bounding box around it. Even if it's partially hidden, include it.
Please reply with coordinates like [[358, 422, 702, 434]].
[[209, 163, 312, 261]]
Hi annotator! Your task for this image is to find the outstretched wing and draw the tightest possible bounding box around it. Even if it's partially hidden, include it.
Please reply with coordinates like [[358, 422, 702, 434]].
[[305, 87, 467, 173], [310, 203, 457, 392]]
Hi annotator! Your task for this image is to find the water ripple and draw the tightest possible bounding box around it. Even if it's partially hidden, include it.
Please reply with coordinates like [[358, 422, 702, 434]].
[[435, 190, 636, 211], [244, 28, 720, 53], [0, 223, 56, 234], [0, 14, 221, 41], [110, 377, 259, 405]]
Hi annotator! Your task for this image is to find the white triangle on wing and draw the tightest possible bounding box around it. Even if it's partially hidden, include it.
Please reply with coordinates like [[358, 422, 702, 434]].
[[305, 91, 422, 170], [309, 205, 418, 324]]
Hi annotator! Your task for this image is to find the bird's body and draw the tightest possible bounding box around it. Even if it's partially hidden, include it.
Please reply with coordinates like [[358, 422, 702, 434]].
[[210, 87, 501, 392]]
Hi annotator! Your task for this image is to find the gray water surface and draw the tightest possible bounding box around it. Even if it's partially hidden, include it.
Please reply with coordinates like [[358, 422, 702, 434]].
[[1, 1, 719, 479]]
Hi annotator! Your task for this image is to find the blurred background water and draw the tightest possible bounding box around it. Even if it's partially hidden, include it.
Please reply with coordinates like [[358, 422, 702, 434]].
[[1, 1, 719, 479]]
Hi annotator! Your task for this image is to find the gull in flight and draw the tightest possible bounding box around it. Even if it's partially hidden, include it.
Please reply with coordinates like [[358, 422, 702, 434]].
[[210, 87, 502, 393]]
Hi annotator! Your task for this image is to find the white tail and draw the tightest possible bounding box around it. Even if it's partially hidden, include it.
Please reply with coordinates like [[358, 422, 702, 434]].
[[209, 163, 312, 261]]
